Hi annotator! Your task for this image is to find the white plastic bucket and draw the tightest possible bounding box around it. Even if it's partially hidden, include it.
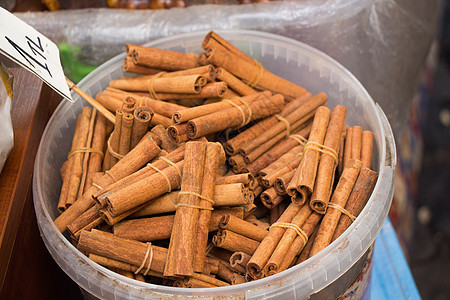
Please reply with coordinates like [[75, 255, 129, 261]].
[[33, 30, 396, 299]]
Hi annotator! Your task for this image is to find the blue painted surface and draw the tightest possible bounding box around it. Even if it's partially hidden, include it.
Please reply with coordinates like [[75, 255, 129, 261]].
[[370, 218, 421, 299]]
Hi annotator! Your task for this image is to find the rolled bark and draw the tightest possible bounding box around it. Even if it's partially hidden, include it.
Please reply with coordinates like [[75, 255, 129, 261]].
[[194, 142, 225, 273], [104, 160, 184, 216], [172, 91, 270, 124], [310, 105, 347, 214], [130, 106, 153, 149], [240, 92, 326, 161], [54, 134, 161, 233], [360, 130, 374, 169], [213, 230, 260, 256], [149, 124, 179, 152], [264, 204, 313, 276], [186, 93, 285, 139], [131, 45, 199, 71], [123, 56, 162, 75], [274, 169, 295, 196], [215, 67, 258, 96], [165, 141, 207, 277], [246, 202, 301, 279], [309, 159, 362, 257], [205, 39, 307, 100], [113, 208, 241, 242], [62, 107, 92, 209], [287, 106, 331, 205], [223, 92, 312, 155], [130, 183, 250, 218], [219, 214, 268, 242], [331, 167, 378, 241]]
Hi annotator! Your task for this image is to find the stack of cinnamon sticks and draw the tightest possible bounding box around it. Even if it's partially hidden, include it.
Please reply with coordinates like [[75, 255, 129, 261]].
[[54, 31, 379, 289]]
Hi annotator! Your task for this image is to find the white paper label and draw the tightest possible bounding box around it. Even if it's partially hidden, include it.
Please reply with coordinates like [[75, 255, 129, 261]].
[[0, 7, 73, 102]]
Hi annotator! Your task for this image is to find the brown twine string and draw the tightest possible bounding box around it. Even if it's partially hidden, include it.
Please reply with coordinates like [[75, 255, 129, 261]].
[[327, 203, 356, 222], [146, 163, 172, 192], [289, 134, 308, 146], [175, 191, 215, 211], [302, 141, 339, 164], [106, 135, 124, 160], [159, 156, 182, 179], [92, 183, 104, 190], [247, 59, 264, 88], [274, 114, 291, 137], [148, 72, 167, 100], [270, 222, 308, 245], [68, 147, 104, 159], [135, 242, 153, 275], [224, 97, 252, 128]]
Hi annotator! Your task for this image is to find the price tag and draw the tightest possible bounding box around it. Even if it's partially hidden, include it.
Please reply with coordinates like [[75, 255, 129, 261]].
[[0, 7, 73, 102]]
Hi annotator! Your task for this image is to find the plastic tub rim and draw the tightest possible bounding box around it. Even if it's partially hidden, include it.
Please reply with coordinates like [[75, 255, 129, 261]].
[[33, 29, 396, 298]]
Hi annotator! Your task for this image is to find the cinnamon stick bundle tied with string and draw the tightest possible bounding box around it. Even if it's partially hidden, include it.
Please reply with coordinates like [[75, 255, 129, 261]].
[[203, 31, 307, 100], [287, 106, 331, 205], [223, 92, 312, 156], [308, 159, 362, 257], [171, 91, 271, 124], [54, 134, 161, 233], [109, 74, 207, 94], [58, 107, 92, 211], [130, 44, 199, 71], [113, 208, 242, 242], [165, 141, 207, 277], [309, 105, 347, 214], [331, 167, 378, 242], [186, 93, 285, 139]]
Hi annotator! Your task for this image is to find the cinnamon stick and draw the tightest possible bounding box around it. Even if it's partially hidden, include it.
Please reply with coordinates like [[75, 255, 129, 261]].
[[130, 106, 153, 149], [276, 212, 322, 273], [171, 91, 270, 124], [186, 93, 284, 139], [149, 124, 179, 152], [167, 123, 189, 144], [223, 92, 312, 155], [62, 107, 92, 209], [113, 208, 241, 242], [360, 130, 374, 169], [264, 203, 313, 276], [213, 230, 260, 256], [194, 142, 225, 273], [165, 141, 207, 277], [350, 126, 362, 160], [54, 134, 161, 233], [287, 106, 331, 205], [204, 38, 307, 100], [246, 202, 301, 279], [83, 113, 107, 192], [129, 183, 250, 218], [123, 56, 162, 75], [215, 67, 257, 96], [309, 159, 362, 257], [104, 160, 184, 216], [219, 214, 268, 242], [131, 45, 199, 71], [274, 169, 295, 196], [118, 112, 133, 156], [240, 92, 326, 159], [331, 167, 378, 241], [310, 105, 347, 214]]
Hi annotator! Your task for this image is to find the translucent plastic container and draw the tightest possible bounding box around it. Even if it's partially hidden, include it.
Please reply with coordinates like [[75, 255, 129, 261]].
[[33, 30, 396, 299]]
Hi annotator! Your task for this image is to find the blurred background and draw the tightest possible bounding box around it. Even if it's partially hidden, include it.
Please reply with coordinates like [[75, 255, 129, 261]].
[[1, 0, 449, 299]]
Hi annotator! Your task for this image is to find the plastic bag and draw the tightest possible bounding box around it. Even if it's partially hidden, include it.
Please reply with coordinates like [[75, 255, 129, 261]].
[[0, 61, 13, 174], [14, 0, 440, 140]]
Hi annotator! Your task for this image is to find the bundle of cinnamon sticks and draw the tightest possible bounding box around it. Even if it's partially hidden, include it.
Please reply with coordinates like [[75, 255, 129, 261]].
[[55, 31, 379, 288]]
